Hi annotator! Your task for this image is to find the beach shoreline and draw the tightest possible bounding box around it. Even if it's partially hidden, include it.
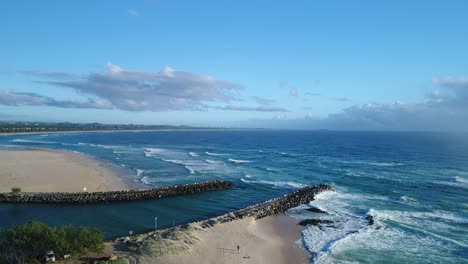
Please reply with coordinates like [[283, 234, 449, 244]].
[[0, 148, 135, 193], [111, 213, 310, 264]]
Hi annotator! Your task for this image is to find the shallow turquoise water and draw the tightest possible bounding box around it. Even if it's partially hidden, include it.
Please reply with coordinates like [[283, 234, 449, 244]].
[[0, 130, 467, 263]]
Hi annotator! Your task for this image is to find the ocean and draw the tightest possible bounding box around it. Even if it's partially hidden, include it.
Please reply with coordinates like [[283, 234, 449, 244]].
[[0, 130, 467, 263]]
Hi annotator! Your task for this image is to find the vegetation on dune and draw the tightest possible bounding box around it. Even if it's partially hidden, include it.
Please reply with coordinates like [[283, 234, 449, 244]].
[[127, 224, 201, 257], [10, 188, 21, 194], [0, 121, 205, 134], [0, 220, 104, 264]]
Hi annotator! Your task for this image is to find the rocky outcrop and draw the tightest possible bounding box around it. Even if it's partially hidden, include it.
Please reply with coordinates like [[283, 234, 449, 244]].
[[298, 219, 334, 226], [306, 207, 327, 214], [0, 180, 234, 204]]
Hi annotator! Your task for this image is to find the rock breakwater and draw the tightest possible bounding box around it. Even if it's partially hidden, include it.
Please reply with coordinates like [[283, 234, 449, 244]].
[[0, 180, 234, 204], [201, 183, 333, 227]]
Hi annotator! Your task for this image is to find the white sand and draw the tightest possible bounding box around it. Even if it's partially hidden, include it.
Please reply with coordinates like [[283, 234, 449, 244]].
[[0, 149, 131, 192], [138, 214, 310, 264]]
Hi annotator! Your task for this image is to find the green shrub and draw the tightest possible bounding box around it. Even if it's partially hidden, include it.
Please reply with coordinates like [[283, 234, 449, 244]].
[[11, 187, 21, 194], [0, 220, 104, 263]]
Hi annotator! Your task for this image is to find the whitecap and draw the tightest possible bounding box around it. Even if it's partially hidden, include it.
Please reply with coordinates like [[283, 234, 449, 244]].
[[136, 169, 144, 177], [140, 176, 151, 185], [317, 225, 460, 264], [399, 196, 418, 204], [455, 176, 468, 184], [185, 166, 196, 174], [228, 158, 252, 164], [205, 151, 229, 156], [188, 152, 199, 157], [240, 178, 306, 188], [143, 147, 165, 157], [339, 160, 403, 167], [162, 159, 185, 165], [10, 139, 59, 144]]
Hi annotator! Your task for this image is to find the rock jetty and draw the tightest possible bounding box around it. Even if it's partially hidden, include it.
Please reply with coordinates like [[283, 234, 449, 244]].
[[0, 180, 234, 204], [200, 183, 333, 227]]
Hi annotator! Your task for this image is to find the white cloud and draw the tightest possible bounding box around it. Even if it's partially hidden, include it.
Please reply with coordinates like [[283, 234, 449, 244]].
[[217, 105, 288, 112], [0, 91, 112, 109], [38, 63, 243, 111], [251, 96, 275, 105], [236, 75, 468, 131]]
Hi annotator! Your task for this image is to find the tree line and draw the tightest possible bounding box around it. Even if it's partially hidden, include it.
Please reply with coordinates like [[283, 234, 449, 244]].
[[0, 221, 104, 264]]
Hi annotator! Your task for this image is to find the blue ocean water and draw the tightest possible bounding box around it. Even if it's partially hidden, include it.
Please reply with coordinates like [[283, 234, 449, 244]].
[[0, 130, 467, 263]]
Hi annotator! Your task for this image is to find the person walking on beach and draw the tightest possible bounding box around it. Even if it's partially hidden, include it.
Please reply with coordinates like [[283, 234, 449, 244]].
[[237, 245, 240, 252]]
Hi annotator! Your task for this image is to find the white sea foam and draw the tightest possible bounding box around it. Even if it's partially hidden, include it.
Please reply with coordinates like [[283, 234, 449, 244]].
[[339, 160, 403, 167], [228, 158, 251, 164], [188, 152, 199, 157], [399, 196, 418, 204], [298, 190, 399, 263], [316, 225, 459, 264], [368, 162, 403, 167], [140, 176, 151, 185], [185, 166, 196, 174], [162, 159, 185, 165], [205, 151, 229, 156], [143, 147, 165, 157], [369, 209, 468, 225], [432, 180, 468, 189], [265, 167, 280, 172], [136, 169, 144, 177], [455, 176, 468, 184], [10, 139, 59, 144], [204, 159, 218, 164], [240, 178, 306, 188]]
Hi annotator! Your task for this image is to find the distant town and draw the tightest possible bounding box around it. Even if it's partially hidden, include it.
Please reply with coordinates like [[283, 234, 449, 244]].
[[0, 121, 210, 133]]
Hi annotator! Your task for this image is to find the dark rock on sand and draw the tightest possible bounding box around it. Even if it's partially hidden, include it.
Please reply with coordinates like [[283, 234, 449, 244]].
[[306, 207, 327, 214], [298, 219, 334, 226]]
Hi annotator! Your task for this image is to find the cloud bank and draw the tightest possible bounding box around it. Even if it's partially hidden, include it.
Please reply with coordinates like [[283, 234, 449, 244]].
[[0, 91, 111, 109], [217, 105, 288, 112], [14, 63, 246, 111], [237, 75, 468, 131], [7, 63, 293, 113]]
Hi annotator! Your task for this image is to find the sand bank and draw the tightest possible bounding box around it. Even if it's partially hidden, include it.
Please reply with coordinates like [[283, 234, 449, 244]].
[[0, 149, 131, 193], [131, 214, 309, 264]]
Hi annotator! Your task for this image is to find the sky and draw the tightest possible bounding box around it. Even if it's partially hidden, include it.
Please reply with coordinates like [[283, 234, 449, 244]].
[[1, 0, 468, 130]]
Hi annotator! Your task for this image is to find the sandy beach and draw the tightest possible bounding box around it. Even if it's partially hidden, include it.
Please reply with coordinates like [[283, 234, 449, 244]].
[[0, 149, 131, 193], [119, 214, 310, 264]]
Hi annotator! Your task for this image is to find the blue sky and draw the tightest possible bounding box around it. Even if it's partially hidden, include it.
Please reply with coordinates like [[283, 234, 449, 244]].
[[1, 0, 468, 130]]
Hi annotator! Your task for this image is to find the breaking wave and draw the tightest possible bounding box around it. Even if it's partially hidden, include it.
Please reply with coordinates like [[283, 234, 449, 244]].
[[240, 178, 306, 188], [228, 158, 251, 164], [10, 139, 59, 144], [205, 151, 229, 156]]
